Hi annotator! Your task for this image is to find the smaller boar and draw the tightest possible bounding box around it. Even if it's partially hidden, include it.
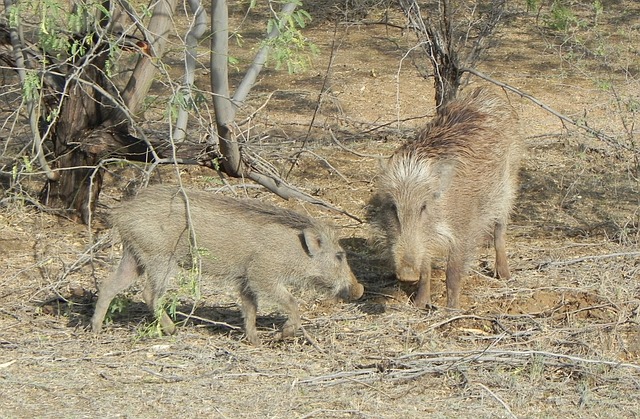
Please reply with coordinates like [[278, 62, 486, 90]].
[[368, 87, 520, 309], [91, 186, 364, 345]]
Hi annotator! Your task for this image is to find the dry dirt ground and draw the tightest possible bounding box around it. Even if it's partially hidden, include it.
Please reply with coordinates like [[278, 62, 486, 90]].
[[2, 2, 640, 418]]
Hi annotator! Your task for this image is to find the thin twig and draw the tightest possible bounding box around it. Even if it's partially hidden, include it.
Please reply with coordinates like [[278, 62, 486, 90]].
[[300, 326, 325, 353], [140, 367, 184, 383], [291, 148, 351, 184], [328, 129, 388, 159], [537, 252, 640, 269], [300, 349, 640, 387], [175, 311, 241, 330], [426, 314, 489, 331], [463, 67, 635, 152], [286, 20, 340, 179], [477, 383, 518, 419]]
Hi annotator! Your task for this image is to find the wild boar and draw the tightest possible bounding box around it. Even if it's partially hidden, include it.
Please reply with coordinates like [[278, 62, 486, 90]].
[[91, 185, 364, 344], [368, 87, 520, 308]]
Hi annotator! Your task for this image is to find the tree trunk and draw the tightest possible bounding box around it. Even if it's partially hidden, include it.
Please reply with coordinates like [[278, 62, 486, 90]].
[[40, 45, 109, 222], [211, 0, 243, 177], [35, 0, 179, 223], [432, 48, 461, 111], [40, 42, 154, 223]]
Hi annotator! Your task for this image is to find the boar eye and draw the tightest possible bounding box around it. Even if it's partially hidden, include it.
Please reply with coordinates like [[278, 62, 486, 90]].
[[336, 251, 345, 262], [420, 203, 427, 213]]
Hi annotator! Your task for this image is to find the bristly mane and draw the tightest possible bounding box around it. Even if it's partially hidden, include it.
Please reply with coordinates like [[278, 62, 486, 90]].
[[398, 87, 515, 161]]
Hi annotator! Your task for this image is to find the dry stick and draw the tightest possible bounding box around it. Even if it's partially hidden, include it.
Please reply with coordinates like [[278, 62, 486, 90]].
[[140, 367, 184, 383], [328, 129, 388, 159], [58, 232, 113, 282], [174, 311, 241, 330], [245, 171, 363, 223], [356, 112, 433, 135], [476, 383, 518, 419], [237, 90, 277, 126], [299, 409, 367, 419], [301, 349, 640, 386], [397, 349, 640, 371], [462, 67, 634, 152], [537, 251, 640, 269], [0, 360, 17, 369], [425, 314, 492, 331], [300, 326, 325, 353], [291, 148, 351, 184]]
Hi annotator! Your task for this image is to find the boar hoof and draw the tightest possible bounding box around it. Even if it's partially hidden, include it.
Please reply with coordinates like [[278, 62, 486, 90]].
[[245, 332, 261, 346], [159, 314, 177, 335], [412, 298, 430, 309], [278, 320, 300, 340]]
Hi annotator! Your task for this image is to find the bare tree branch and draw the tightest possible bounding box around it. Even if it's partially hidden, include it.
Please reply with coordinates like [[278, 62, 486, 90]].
[[536, 251, 640, 269], [233, 1, 298, 105], [2, 0, 58, 181], [123, 0, 179, 112], [298, 349, 640, 387], [173, 0, 208, 142], [463, 67, 636, 151], [245, 170, 362, 223]]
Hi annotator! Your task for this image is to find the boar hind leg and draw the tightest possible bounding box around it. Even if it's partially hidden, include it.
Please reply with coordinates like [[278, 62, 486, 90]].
[[91, 249, 141, 332], [142, 262, 178, 335], [239, 286, 260, 346], [413, 261, 432, 309], [494, 221, 511, 280], [445, 246, 471, 309]]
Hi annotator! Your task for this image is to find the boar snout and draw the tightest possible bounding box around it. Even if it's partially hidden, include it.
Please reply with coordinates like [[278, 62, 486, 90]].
[[349, 280, 364, 300], [395, 252, 421, 282], [337, 274, 364, 301], [396, 264, 421, 283]]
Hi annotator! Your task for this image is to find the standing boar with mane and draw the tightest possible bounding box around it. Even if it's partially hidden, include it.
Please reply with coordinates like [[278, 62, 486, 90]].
[[369, 87, 521, 308]]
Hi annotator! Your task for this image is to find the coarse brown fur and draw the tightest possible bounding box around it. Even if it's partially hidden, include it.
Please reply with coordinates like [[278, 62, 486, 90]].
[[91, 185, 364, 345], [368, 87, 521, 308]]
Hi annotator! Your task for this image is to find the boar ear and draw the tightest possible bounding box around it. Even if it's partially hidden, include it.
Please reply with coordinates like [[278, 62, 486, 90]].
[[302, 228, 324, 256], [433, 159, 456, 198]]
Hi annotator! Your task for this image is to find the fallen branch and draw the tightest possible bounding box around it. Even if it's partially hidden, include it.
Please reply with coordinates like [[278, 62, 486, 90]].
[[477, 383, 518, 419], [175, 311, 241, 330], [246, 170, 363, 223], [298, 349, 640, 387], [537, 251, 640, 270]]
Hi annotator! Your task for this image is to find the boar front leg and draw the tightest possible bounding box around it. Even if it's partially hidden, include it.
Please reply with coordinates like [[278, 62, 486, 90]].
[[141, 284, 176, 335], [413, 258, 432, 308], [239, 286, 260, 346], [272, 286, 302, 340], [143, 261, 179, 335], [445, 245, 472, 309]]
